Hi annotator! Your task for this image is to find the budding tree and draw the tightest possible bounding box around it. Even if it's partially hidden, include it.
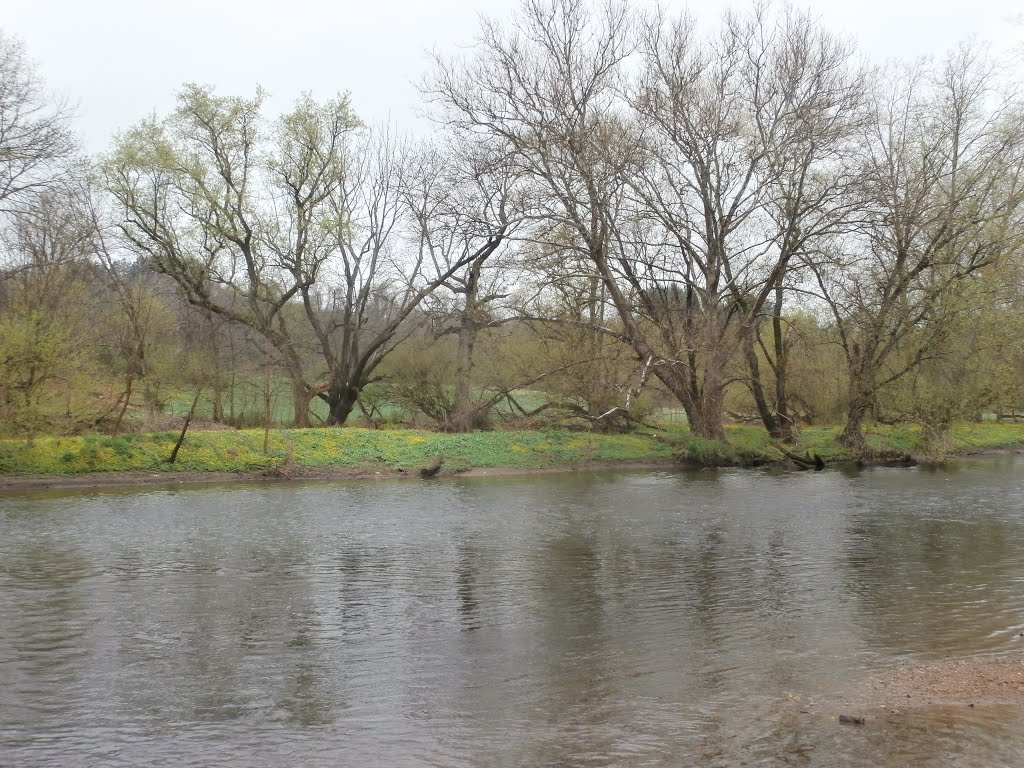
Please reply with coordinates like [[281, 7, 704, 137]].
[[103, 85, 360, 426], [812, 46, 1024, 449]]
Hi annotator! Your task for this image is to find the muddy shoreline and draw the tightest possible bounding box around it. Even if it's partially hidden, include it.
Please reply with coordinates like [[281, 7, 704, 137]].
[[2, 447, 1021, 494], [0, 458, 678, 493]]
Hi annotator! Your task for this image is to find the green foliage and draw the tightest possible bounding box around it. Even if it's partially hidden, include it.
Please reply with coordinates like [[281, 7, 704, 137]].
[[0, 305, 116, 437]]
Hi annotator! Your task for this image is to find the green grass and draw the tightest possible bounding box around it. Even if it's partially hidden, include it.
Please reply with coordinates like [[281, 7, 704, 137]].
[[159, 382, 332, 425], [0, 427, 676, 476], [2, 422, 1022, 477]]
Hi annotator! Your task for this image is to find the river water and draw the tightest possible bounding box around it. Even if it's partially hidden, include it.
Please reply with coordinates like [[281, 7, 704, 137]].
[[3, 458, 1024, 767]]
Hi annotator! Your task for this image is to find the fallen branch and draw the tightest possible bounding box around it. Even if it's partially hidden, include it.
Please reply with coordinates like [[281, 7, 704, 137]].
[[776, 445, 825, 470]]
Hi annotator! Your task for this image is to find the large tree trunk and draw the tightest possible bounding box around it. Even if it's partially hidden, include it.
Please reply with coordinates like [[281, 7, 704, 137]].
[[324, 384, 360, 427], [589, 243, 730, 440], [606, 307, 727, 440], [448, 325, 488, 432], [450, 263, 481, 432], [691, 379, 727, 440], [839, 389, 872, 451], [454, 320, 474, 416], [445, 405, 488, 433], [743, 340, 782, 437], [690, 320, 728, 441], [769, 284, 795, 443]]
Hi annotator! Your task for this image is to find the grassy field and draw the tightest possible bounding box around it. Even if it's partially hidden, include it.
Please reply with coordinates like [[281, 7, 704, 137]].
[[1, 422, 1023, 478], [157, 384, 548, 427]]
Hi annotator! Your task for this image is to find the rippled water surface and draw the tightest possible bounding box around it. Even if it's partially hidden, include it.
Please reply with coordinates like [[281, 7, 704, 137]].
[[3, 458, 1024, 766]]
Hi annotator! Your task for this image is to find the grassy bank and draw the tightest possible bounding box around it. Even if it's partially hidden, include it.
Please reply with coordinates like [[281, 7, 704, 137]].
[[0, 427, 676, 476], [1, 422, 1023, 478], [668, 422, 1024, 466]]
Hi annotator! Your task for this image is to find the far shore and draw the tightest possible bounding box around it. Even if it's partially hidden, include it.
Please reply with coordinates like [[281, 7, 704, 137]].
[[0, 458, 679, 493], [3, 443, 1023, 494]]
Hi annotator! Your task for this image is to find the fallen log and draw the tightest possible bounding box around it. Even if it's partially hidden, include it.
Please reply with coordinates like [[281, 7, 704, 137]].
[[778, 447, 825, 470]]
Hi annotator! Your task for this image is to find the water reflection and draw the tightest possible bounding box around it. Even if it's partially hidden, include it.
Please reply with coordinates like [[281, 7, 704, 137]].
[[1, 461, 1024, 766], [844, 466, 1024, 656]]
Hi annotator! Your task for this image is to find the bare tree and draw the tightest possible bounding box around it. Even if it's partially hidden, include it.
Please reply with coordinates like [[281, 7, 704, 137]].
[[429, 0, 870, 440], [428, 0, 709, 430], [729, 7, 868, 442], [0, 31, 75, 212], [300, 131, 515, 426], [624, 4, 869, 440], [405, 143, 522, 431], [813, 46, 1024, 450]]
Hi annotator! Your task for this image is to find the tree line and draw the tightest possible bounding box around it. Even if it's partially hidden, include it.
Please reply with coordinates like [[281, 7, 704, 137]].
[[2, 1, 1023, 451]]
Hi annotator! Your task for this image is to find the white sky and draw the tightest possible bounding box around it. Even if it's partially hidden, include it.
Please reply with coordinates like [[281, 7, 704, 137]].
[[2, 0, 1022, 153]]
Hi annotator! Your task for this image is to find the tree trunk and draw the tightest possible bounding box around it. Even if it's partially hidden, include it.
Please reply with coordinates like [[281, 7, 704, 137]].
[[448, 326, 484, 432], [769, 283, 795, 443], [690, 389, 727, 440], [690, 329, 728, 441], [289, 374, 312, 428], [682, 346, 726, 441], [839, 391, 871, 451], [324, 384, 360, 427], [454, 321, 475, 416], [212, 385, 224, 423], [113, 376, 134, 436], [739, 285, 796, 442], [744, 350, 796, 443], [743, 339, 783, 437], [448, 258, 485, 433], [452, 308, 477, 431], [446, 406, 485, 433]]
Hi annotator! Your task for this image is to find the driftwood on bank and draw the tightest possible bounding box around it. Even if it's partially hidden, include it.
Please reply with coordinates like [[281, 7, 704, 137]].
[[777, 447, 825, 470]]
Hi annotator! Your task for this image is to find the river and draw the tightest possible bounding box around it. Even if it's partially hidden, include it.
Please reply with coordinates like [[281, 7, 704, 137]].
[[3, 457, 1024, 766]]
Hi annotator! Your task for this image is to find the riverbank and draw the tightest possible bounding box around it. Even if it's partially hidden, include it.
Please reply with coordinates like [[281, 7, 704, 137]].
[[0, 460, 681, 492], [1, 422, 1023, 491], [0, 428, 677, 488]]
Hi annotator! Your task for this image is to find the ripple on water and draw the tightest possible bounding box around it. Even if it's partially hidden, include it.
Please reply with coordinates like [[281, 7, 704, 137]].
[[2, 461, 1024, 766]]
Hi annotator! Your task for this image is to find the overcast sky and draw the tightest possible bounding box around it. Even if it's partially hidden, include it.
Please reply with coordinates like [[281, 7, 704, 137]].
[[2, 0, 1022, 153]]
